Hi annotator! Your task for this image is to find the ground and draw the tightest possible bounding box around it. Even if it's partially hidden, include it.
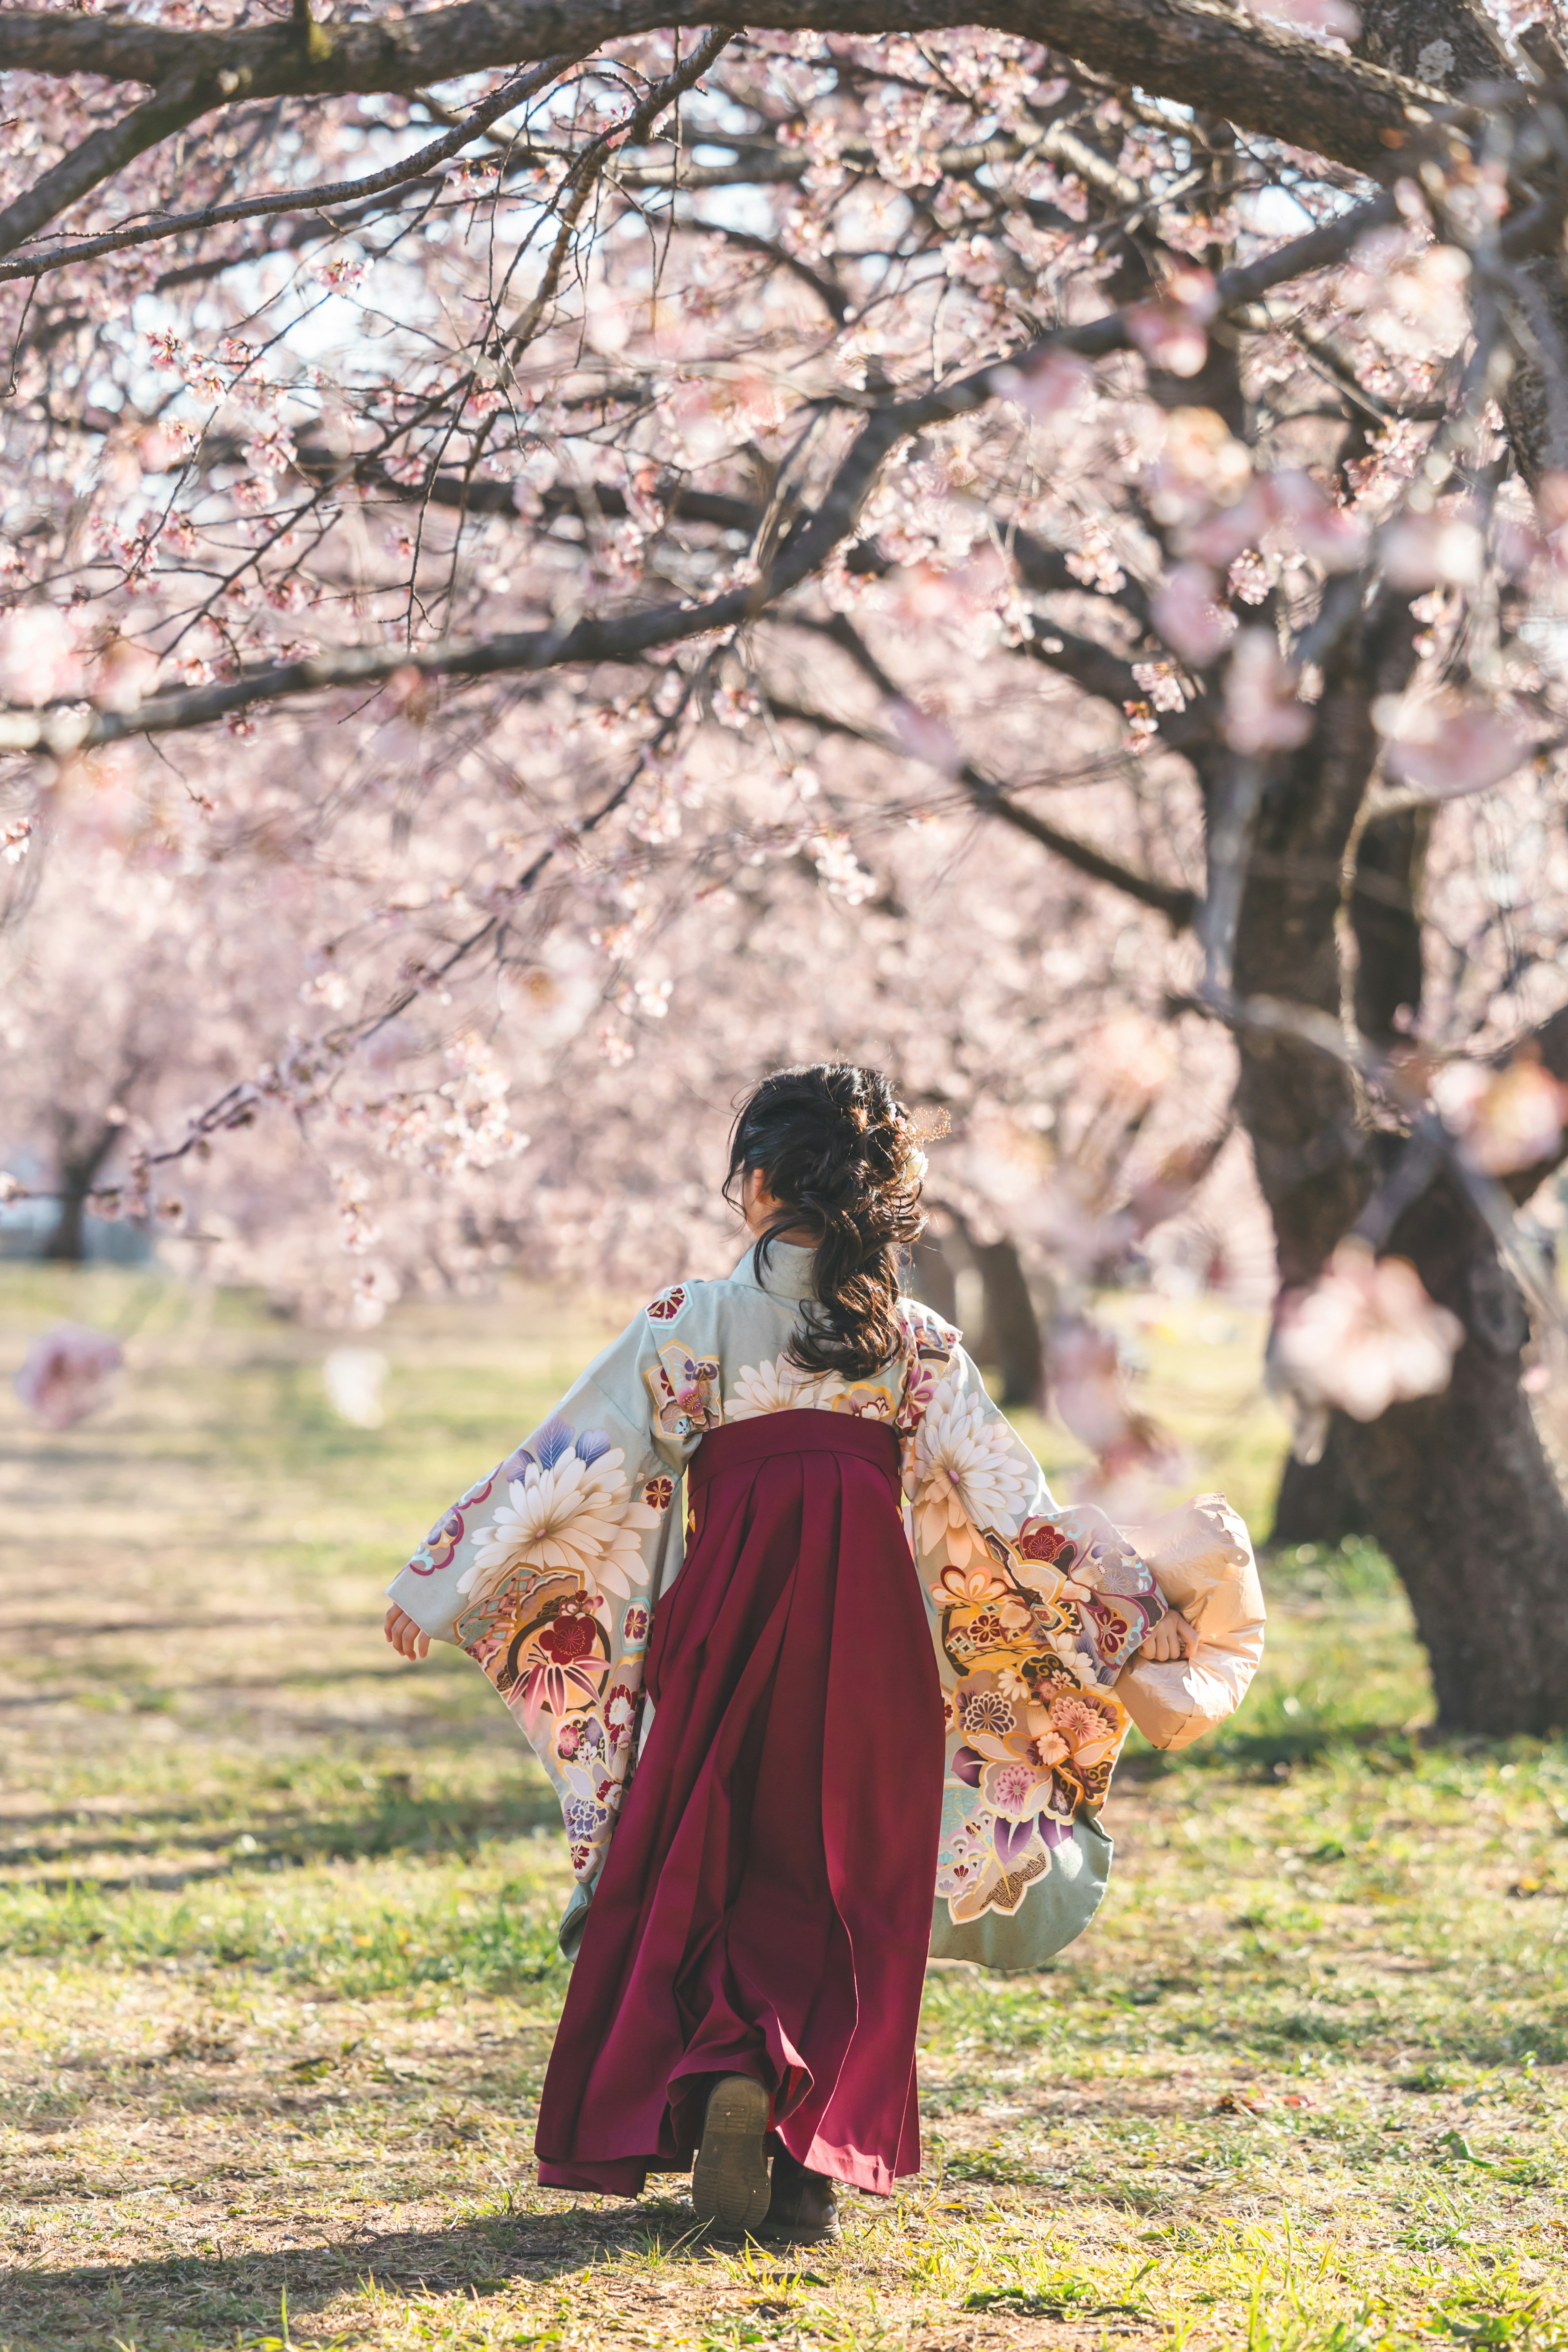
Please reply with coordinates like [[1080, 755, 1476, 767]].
[[2, 1266, 1567, 2352]]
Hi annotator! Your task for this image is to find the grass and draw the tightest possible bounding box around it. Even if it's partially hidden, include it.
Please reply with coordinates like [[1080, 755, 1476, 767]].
[[2, 1267, 1568, 2350]]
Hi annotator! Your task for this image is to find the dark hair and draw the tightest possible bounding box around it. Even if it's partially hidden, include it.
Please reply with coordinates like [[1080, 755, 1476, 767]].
[[724, 1063, 927, 1381]]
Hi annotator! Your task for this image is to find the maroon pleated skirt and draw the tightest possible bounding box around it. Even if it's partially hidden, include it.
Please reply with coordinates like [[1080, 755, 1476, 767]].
[[534, 1408, 944, 2198]]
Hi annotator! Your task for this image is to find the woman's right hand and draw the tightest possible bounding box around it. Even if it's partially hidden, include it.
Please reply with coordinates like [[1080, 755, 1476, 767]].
[[1137, 1605, 1198, 1664], [385, 1603, 430, 1661]]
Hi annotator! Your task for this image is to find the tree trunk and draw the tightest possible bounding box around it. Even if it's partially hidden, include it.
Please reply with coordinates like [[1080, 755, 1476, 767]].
[[42, 1127, 122, 1263], [923, 1211, 1047, 1405], [1272, 1425, 1367, 1546], [1231, 589, 1568, 1731], [1355, 0, 1568, 486], [1266, 805, 1424, 1539], [969, 1234, 1047, 1408], [1336, 1169, 1568, 1734], [42, 1187, 89, 1262]]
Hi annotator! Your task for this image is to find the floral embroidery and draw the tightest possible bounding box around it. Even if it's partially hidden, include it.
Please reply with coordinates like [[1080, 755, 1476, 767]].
[[646, 1343, 723, 1438], [1013, 1517, 1078, 1574], [405, 1468, 498, 1575], [898, 1298, 961, 1361], [621, 1601, 650, 1647], [1079, 1589, 1162, 1675], [456, 1566, 611, 1732], [959, 1686, 1015, 1738], [828, 1383, 897, 1421], [928, 1491, 1141, 1921], [895, 1355, 938, 1432], [726, 1353, 826, 1419], [906, 1372, 1033, 1566], [646, 1284, 689, 1323], [461, 1414, 657, 1608], [951, 1665, 1124, 1816], [642, 1474, 676, 1514], [604, 1681, 639, 1750]]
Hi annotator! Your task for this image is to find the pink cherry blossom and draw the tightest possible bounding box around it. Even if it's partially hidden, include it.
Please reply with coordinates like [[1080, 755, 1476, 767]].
[[1096, 1011, 1177, 1102], [1270, 472, 1369, 570], [1274, 1244, 1463, 1422], [1223, 630, 1313, 754], [889, 699, 963, 774], [1151, 562, 1235, 664], [14, 1323, 125, 1430], [1149, 408, 1254, 528], [0, 12, 1559, 1454], [1181, 470, 1364, 571], [991, 350, 1093, 424], [1182, 480, 1278, 568], [134, 423, 196, 474], [0, 605, 83, 707], [91, 637, 160, 713], [1380, 511, 1486, 590], [1127, 270, 1220, 380], [1436, 1059, 1568, 1176], [1374, 689, 1536, 798]]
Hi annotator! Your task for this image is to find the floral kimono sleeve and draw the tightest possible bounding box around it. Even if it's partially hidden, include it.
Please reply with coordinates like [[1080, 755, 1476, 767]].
[[897, 1304, 1169, 1931], [386, 1280, 722, 1915]]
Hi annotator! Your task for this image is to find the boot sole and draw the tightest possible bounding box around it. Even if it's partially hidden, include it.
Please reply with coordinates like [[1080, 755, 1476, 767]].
[[691, 2075, 772, 2233], [759, 2212, 840, 2245]]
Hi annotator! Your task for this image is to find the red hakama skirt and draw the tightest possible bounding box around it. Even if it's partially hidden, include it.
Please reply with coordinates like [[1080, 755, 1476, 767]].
[[534, 1408, 945, 2197]]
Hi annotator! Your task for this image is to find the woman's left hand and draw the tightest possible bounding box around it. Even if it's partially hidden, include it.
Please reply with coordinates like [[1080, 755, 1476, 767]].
[[1137, 1606, 1198, 1664], [385, 1603, 430, 1661]]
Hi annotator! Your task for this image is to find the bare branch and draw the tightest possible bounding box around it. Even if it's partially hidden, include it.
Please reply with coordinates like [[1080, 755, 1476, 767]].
[[782, 615, 1201, 925], [0, 56, 584, 285], [769, 688, 1201, 925], [504, 27, 735, 357]]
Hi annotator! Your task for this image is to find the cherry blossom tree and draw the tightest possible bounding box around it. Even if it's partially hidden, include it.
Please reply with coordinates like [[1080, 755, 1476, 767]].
[[5, 0, 1568, 1728]]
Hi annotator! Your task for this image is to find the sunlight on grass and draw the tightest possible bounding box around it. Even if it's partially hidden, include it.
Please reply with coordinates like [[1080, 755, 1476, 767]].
[[2, 1267, 1567, 2351]]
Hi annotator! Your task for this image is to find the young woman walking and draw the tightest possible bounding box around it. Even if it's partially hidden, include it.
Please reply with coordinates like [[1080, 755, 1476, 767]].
[[385, 1063, 1242, 2242]]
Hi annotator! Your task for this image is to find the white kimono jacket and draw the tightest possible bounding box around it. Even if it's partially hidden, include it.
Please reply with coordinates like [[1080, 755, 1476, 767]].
[[389, 1242, 1170, 1971]]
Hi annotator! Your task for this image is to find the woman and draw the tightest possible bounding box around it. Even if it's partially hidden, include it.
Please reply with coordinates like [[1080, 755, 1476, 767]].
[[385, 1064, 1192, 2242]]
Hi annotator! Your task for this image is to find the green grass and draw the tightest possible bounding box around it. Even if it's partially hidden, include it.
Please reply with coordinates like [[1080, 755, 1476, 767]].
[[1, 1267, 1567, 2351]]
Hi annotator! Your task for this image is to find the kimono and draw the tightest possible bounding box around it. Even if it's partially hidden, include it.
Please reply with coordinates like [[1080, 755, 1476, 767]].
[[390, 1240, 1171, 1953], [388, 1240, 1172, 2194]]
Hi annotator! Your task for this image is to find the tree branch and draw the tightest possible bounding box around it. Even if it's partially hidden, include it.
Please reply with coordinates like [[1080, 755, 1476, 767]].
[[0, 76, 217, 261], [0, 56, 582, 284], [0, 0, 1459, 184], [0, 187, 1400, 753], [769, 690, 1199, 923], [784, 614, 1202, 925], [503, 27, 734, 357], [679, 218, 849, 321], [967, 775, 1202, 926]]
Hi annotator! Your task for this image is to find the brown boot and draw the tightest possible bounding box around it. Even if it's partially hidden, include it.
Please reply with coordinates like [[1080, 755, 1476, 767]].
[[760, 2142, 840, 2243], [691, 2074, 772, 2234]]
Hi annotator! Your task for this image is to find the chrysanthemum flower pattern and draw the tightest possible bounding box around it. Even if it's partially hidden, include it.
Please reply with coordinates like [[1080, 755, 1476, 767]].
[[907, 1373, 1033, 1565], [725, 1353, 839, 1419], [462, 1414, 659, 1609]]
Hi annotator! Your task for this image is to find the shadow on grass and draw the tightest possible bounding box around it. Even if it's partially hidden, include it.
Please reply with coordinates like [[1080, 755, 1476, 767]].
[[0, 1784, 563, 1882], [4, 2198, 737, 2349], [1118, 1720, 1425, 1782]]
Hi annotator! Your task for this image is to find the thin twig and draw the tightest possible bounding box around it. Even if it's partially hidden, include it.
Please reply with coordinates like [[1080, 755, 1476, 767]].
[[0, 58, 584, 284]]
